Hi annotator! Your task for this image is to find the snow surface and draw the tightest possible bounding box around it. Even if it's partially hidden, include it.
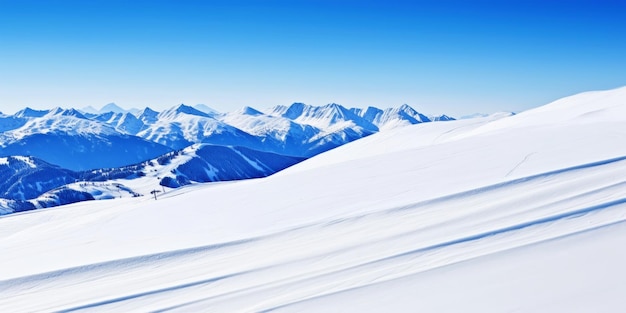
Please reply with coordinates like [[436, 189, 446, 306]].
[[2, 87, 626, 312]]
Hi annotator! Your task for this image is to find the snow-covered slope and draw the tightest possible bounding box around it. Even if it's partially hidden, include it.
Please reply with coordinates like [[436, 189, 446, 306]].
[[1, 87, 626, 311], [220, 106, 335, 156], [116, 143, 305, 192], [267, 102, 378, 132], [136, 104, 262, 150], [193, 103, 220, 116], [353, 104, 433, 130], [93, 111, 145, 134]]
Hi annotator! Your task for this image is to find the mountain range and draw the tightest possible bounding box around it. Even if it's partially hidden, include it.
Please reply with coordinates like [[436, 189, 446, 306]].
[[0, 102, 453, 214]]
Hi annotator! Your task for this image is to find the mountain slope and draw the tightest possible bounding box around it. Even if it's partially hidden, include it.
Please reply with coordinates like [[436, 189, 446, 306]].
[[0, 108, 172, 170], [0, 156, 77, 201], [267, 102, 379, 132], [136, 104, 262, 150], [353, 104, 432, 130], [148, 144, 304, 188], [1, 87, 626, 311], [0, 144, 304, 214], [220, 107, 326, 156]]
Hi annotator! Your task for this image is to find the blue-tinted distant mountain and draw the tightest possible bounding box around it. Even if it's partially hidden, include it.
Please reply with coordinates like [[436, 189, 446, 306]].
[[100, 102, 126, 113], [0, 109, 172, 171], [80, 106, 99, 114], [430, 114, 456, 121], [193, 104, 220, 116]]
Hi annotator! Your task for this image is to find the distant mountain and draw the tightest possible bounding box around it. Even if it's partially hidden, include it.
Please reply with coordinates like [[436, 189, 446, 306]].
[[266, 102, 379, 132], [94, 111, 144, 134], [261, 102, 383, 156], [1, 102, 452, 169], [0, 108, 172, 171], [14, 107, 49, 118], [430, 114, 455, 121], [80, 106, 99, 114], [353, 104, 432, 130], [220, 107, 322, 156], [100, 102, 127, 113], [193, 104, 220, 116], [136, 104, 261, 150]]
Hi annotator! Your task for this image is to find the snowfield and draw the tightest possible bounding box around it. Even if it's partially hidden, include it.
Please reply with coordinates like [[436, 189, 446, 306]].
[[2, 87, 626, 312]]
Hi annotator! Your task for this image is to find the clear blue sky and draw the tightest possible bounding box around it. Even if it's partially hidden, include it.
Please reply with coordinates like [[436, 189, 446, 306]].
[[1, 0, 624, 117]]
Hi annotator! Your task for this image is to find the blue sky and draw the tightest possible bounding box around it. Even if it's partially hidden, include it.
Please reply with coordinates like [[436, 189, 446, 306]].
[[1, 0, 624, 116]]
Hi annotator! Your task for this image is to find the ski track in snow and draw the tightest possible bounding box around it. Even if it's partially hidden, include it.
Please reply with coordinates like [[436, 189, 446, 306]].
[[3, 155, 626, 312], [505, 152, 536, 177]]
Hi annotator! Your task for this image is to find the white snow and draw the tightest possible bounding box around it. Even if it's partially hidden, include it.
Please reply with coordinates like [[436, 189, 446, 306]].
[[12, 156, 36, 168], [2, 87, 626, 312]]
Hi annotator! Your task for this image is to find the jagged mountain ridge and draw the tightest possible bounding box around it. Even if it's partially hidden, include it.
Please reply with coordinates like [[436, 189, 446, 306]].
[[0, 102, 451, 169]]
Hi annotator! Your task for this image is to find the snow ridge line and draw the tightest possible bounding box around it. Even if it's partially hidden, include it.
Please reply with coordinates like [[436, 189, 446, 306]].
[[56, 273, 241, 313]]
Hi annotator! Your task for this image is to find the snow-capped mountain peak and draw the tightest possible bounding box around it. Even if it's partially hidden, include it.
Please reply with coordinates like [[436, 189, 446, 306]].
[[267, 102, 378, 132], [14, 107, 50, 118], [100, 103, 127, 114], [237, 106, 264, 116], [354, 104, 433, 130], [45, 107, 87, 119], [193, 104, 220, 116], [136, 107, 160, 124], [158, 104, 211, 120]]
